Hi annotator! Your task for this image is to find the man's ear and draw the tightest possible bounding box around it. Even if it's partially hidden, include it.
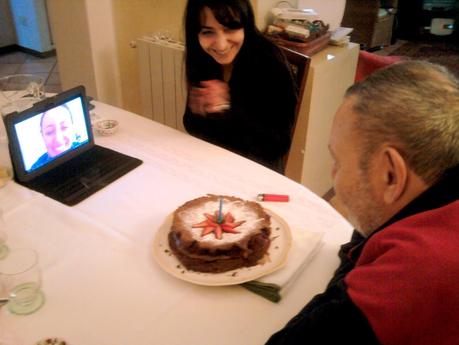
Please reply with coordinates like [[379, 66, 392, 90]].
[[380, 146, 408, 204]]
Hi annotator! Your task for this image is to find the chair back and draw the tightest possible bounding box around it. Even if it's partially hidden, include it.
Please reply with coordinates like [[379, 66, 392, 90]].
[[279, 46, 310, 135], [355, 50, 403, 82], [278, 46, 310, 171]]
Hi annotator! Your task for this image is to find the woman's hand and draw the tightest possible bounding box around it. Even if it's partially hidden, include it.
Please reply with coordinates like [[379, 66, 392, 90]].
[[188, 80, 230, 116]]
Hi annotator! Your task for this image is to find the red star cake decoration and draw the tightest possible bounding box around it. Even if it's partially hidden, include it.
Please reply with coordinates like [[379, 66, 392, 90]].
[[192, 211, 245, 240]]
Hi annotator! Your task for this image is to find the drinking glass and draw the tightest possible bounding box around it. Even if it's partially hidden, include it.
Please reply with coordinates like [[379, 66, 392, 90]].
[[0, 248, 44, 315], [0, 209, 8, 260], [0, 74, 46, 115]]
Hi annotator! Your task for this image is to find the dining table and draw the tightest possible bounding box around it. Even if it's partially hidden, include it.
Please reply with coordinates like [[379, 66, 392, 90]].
[[0, 100, 353, 345]]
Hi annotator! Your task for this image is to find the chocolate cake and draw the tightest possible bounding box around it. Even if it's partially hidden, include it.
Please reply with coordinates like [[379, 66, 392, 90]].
[[168, 195, 271, 273]]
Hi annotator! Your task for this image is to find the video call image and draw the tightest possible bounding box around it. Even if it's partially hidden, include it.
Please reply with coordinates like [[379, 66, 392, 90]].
[[14, 97, 89, 173]]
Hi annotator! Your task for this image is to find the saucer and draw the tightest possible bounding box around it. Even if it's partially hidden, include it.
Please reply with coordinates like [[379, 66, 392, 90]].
[[94, 119, 119, 136]]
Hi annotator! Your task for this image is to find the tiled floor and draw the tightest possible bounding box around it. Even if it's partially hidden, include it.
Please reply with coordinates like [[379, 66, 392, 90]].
[[0, 51, 62, 93], [373, 39, 408, 56]]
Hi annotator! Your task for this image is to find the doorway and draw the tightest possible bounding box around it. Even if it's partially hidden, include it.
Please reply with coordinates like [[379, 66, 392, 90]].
[[0, 0, 61, 93]]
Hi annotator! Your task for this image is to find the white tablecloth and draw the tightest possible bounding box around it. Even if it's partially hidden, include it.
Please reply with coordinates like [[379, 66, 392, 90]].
[[0, 102, 352, 345]]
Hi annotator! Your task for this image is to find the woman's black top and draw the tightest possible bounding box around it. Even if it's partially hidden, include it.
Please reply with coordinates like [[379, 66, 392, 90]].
[[183, 39, 298, 173]]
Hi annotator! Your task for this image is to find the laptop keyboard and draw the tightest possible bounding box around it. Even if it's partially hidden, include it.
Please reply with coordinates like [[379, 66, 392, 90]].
[[25, 145, 142, 206]]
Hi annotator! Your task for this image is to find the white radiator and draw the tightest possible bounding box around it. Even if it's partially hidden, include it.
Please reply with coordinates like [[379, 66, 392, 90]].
[[137, 37, 187, 132]]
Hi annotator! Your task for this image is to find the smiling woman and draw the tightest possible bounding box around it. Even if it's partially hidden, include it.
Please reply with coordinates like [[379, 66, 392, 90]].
[[183, 0, 298, 173], [198, 7, 245, 72], [31, 104, 79, 170]]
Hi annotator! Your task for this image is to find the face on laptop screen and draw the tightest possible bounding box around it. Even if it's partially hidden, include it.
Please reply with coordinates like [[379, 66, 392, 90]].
[[13, 96, 90, 173]]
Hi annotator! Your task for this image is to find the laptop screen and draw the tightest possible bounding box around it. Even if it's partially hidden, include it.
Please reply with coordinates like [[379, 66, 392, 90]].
[[4, 86, 94, 182], [15, 96, 90, 172]]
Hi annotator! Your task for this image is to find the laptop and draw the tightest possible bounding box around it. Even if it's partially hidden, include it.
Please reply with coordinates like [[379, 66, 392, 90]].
[[3, 85, 142, 206]]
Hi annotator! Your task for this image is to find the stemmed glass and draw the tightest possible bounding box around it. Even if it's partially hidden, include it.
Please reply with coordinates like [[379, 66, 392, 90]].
[[0, 209, 8, 260], [0, 74, 46, 115], [0, 248, 45, 315]]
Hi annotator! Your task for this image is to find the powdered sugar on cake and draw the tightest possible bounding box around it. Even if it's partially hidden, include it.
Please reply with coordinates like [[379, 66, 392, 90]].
[[178, 199, 264, 244]]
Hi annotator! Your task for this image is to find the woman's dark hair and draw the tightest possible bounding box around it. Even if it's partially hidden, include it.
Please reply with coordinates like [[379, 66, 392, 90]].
[[184, 0, 267, 84]]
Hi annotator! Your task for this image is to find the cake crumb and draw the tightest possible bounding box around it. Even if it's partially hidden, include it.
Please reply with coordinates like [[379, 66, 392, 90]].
[[36, 338, 67, 345]]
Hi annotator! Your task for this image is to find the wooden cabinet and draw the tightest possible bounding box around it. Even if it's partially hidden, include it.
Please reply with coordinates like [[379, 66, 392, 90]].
[[284, 43, 359, 196], [341, 0, 398, 49]]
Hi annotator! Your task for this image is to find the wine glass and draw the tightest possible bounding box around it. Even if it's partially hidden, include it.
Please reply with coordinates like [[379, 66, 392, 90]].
[[0, 209, 8, 260], [0, 74, 46, 116], [0, 248, 45, 315]]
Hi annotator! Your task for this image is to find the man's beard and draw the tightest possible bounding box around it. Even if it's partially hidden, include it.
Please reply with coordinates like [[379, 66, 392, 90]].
[[339, 172, 387, 237]]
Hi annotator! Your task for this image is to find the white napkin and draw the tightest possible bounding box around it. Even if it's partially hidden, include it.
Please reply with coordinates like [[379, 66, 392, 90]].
[[242, 228, 324, 302]]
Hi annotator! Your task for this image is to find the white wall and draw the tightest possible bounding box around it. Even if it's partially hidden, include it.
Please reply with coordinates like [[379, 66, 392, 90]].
[[255, 0, 346, 30], [47, 0, 122, 107], [254, 0, 298, 29], [85, 0, 122, 107], [9, 0, 53, 52], [46, 0, 97, 98], [298, 0, 346, 30]]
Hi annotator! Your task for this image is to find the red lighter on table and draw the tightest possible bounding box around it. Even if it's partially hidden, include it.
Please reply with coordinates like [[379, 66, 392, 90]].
[[257, 193, 290, 202]]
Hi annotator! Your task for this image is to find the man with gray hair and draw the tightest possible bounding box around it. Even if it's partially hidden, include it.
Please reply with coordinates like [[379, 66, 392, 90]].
[[267, 60, 459, 345]]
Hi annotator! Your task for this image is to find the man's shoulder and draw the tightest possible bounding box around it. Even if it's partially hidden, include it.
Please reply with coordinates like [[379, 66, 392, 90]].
[[352, 200, 459, 277], [393, 198, 459, 229], [344, 200, 459, 345], [367, 200, 459, 260]]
